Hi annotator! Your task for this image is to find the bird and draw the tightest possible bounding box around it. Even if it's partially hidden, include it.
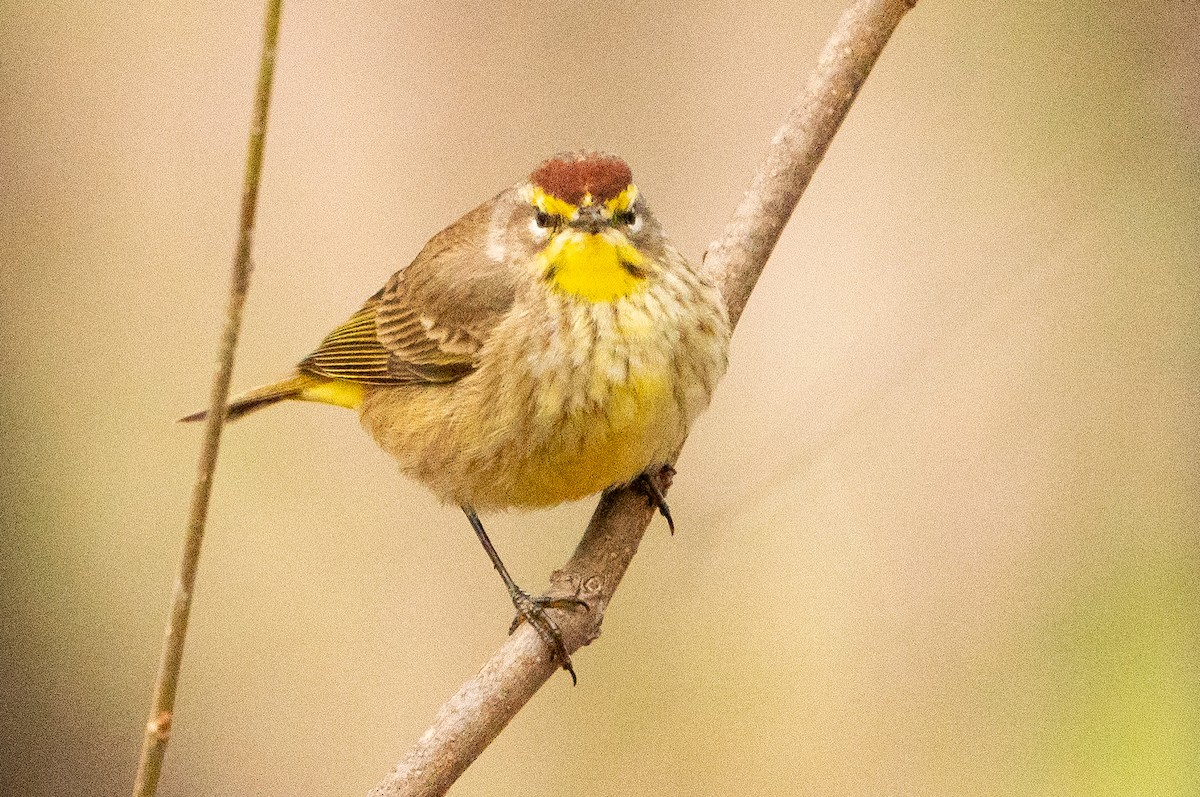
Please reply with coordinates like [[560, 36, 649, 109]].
[[184, 151, 730, 681]]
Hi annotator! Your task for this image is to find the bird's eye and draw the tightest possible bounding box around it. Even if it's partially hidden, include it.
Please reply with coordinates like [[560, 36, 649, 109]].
[[534, 210, 556, 228], [616, 209, 642, 232]]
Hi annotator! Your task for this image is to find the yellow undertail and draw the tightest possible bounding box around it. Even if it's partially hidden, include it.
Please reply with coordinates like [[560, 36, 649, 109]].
[[179, 373, 365, 423]]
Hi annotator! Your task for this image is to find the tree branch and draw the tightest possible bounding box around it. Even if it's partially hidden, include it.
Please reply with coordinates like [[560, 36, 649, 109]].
[[132, 2, 284, 795], [368, 1, 919, 795]]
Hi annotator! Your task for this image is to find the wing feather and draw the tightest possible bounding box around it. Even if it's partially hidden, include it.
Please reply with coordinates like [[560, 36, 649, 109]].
[[297, 189, 525, 387], [298, 293, 400, 384]]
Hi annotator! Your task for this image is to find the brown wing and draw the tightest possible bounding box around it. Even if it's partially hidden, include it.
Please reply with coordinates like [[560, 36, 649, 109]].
[[297, 289, 400, 384], [299, 191, 522, 386]]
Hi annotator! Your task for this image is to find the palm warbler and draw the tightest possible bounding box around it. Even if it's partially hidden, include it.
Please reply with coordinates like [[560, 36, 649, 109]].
[[185, 152, 730, 679]]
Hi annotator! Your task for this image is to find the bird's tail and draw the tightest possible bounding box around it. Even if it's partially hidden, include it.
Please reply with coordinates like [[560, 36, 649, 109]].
[[179, 374, 316, 423]]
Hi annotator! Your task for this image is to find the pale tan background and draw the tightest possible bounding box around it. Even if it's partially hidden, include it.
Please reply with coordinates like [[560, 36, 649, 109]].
[[2, 1, 1197, 795]]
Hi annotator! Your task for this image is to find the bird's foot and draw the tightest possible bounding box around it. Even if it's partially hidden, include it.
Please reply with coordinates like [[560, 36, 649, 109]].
[[634, 464, 676, 534], [507, 589, 590, 685]]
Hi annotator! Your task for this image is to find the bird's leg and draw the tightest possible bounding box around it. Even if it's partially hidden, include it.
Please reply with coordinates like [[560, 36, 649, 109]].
[[461, 506, 588, 684], [633, 464, 676, 534]]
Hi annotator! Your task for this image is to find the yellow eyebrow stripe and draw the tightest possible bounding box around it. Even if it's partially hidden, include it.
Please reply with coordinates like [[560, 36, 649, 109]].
[[604, 185, 638, 214], [529, 184, 639, 219], [531, 187, 579, 219]]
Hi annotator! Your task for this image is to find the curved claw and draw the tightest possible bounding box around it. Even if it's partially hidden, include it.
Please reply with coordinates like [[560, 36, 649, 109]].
[[634, 466, 676, 534], [508, 592, 590, 685]]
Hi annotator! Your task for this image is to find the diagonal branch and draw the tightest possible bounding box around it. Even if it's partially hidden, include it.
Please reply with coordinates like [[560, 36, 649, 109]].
[[368, 1, 919, 796]]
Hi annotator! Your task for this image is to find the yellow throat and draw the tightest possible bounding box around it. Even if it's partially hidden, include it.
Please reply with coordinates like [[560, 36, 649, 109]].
[[540, 229, 648, 302]]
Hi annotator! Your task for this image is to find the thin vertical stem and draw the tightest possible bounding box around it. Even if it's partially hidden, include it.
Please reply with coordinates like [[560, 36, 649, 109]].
[[131, 2, 284, 794]]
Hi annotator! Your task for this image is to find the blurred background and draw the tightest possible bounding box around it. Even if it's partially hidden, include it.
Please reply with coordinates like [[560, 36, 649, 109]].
[[2, 1, 1197, 794]]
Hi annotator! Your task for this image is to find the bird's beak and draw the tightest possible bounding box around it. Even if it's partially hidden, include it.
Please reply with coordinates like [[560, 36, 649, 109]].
[[571, 206, 607, 234]]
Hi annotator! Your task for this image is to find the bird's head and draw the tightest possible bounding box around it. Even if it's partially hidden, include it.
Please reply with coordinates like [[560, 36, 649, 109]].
[[497, 152, 669, 303]]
